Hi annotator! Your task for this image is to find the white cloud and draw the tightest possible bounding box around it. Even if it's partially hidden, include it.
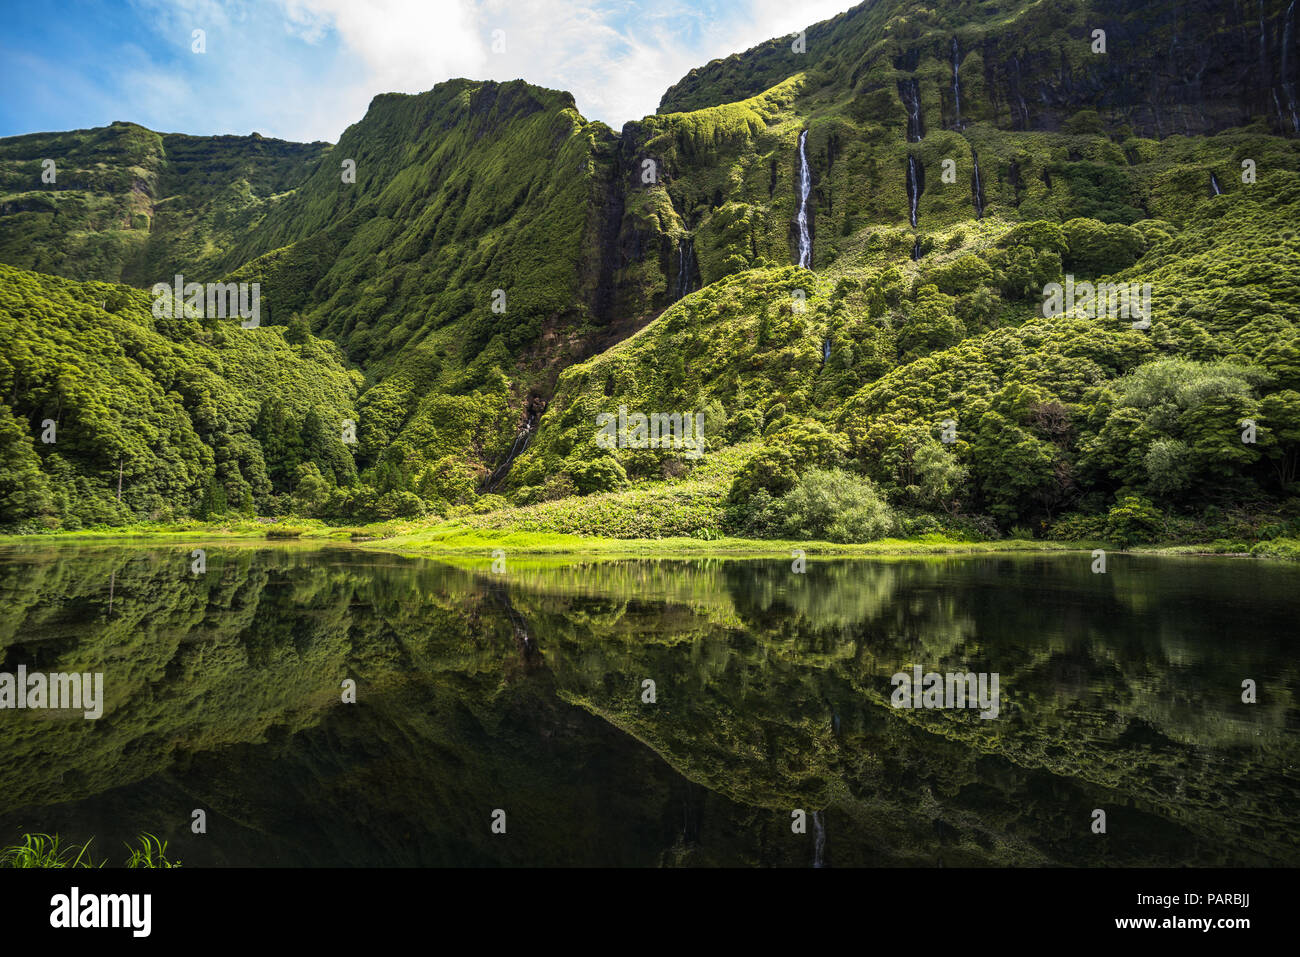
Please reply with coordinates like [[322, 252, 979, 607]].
[[275, 0, 857, 137]]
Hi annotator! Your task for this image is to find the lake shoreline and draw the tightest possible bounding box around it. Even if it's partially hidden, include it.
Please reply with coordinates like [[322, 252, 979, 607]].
[[1, 522, 1296, 562]]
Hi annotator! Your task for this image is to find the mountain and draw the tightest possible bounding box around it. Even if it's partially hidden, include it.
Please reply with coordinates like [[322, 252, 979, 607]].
[[0, 0, 1298, 542]]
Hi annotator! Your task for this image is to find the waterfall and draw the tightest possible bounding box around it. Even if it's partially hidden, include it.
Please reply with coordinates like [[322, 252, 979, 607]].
[[951, 38, 962, 128], [812, 810, 826, 868], [907, 154, 921, 227], [675, 236, 696, 300], [796, 130, 813, 268], [1211, 172, 1223, 195], [900, 79, 923, 142], [485, 402, 543, 491], [911, 238, 922, 260], [822, 338, 831, 364], [1285, 1, 1299, 131], [972, 152, 985, 218]]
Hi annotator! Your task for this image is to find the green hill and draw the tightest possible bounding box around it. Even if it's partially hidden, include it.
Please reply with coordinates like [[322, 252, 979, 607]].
[[1, 0, 1299, 544]]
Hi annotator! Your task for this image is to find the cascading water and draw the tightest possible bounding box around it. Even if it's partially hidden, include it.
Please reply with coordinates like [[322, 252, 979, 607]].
[[907, 154, 921, 228], [675, 236, 696, 300], [1211, 172, 1223, 196], [911, 238, 922, 260], [1284, 1, 1300, 131], [486, 400, 543, 491], [899, 79, 923, 142], [812, 810, 826, 868], [951, 38, 962, 129], [796, 130, 813, 268], [972, 152, 985, 218], [822, 338, 831, 364]]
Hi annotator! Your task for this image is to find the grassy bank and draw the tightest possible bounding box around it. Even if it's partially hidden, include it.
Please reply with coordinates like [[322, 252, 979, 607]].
[[3, 516, 1300, 564], [358, 524, 1088, 559]]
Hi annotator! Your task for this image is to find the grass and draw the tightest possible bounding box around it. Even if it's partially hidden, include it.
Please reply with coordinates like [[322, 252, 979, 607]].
[[0, 833, 96, 868], [363, 523, 1090, 560], [0, 832, 181, 868]]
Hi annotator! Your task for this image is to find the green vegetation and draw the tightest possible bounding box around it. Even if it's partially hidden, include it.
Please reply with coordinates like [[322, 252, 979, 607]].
[[0, 832, 180, 868], [2, 1, 1299, 549], [0, 544, 1294, 865]]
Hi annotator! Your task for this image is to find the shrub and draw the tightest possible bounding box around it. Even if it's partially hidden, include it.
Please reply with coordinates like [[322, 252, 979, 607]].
[[373, 490, 427, 520], [569, 455, 628, 495], [1104, 494, 1163, 546], [777, 468, 898, 542]]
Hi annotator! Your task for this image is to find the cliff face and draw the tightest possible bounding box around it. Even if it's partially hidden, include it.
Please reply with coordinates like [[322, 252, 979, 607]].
[[659, 0, 1300, 139]]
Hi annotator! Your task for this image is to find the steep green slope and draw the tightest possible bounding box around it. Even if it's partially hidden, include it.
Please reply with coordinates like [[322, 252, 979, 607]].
[[0, 122, 327, 284], [659, 0, 1298, 139], [0, 0, 1298, 539], [0, 265, 362, 529], [517, 168, 1300, 537]]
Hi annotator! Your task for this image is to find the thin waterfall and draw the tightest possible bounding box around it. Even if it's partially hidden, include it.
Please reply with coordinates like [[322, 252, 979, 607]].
[[1211, 172, 1223, 195], [972, 151, 985, 218], [911, 237, 922, 260], [899, 79, 923, 142], [813, 810, 826, 868], [1285, 1, 1299, 131], [675, 236, 696, 300], [951, 38, 962, 129], [822, 338, 831, 364], [907, 154, 921, 227], [485, 401, 543, 491], [796, 130, 813, 268]]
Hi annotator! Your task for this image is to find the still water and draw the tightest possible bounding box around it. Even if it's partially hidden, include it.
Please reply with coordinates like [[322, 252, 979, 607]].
[[0, 544, 1296, 866]]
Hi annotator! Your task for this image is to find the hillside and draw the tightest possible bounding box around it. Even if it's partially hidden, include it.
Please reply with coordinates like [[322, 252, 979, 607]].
[[0, 0, 1298, 546]]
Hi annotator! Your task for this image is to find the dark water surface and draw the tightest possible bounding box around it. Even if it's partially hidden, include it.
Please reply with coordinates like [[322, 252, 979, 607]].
[[0, 544, 1296, 866]]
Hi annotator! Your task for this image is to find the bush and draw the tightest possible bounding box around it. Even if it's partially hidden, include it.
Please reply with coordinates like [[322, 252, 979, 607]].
[[1104, 494, 1163, 546], [777, 468, 898, 543], [569, 456, 628, 495], [373, 490, 427, 520]]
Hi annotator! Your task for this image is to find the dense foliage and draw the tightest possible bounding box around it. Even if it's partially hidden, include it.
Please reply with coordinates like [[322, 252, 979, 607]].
[[1, 0, 1299, 545]]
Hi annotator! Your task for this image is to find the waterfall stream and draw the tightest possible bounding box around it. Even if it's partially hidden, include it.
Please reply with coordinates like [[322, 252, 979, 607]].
[[1285, 1, 1299, 131], [1211, 172, 1223, 196], [951, 38, 962, 128], [972, 152, 985, 218], [907, 154, 921, 227], [675, 236, 696, 300], [796, 130, 813, 268], [485, 402, 543, 491], [900, 79, 923, 142]]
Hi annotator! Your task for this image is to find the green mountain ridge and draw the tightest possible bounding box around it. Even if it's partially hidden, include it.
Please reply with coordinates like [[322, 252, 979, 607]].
[[1, 0, 1298, 539]]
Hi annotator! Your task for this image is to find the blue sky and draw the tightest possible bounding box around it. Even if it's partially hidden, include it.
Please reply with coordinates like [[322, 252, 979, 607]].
[[0, 0, 854, 143]]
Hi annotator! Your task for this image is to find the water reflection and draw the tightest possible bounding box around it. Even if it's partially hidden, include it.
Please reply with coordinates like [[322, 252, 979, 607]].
[[0, 544, 1296, 866]]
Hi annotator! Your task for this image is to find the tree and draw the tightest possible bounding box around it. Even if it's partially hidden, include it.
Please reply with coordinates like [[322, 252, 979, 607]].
[[285, 312, 311, 345], [913, 440, 969, 515], [0, 411, 54, 526], [197, 476, 228, 519], [290, 462, 330, 517]]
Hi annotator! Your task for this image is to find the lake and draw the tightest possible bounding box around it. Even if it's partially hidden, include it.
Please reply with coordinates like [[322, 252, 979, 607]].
[[0, 544, 1296, 866]]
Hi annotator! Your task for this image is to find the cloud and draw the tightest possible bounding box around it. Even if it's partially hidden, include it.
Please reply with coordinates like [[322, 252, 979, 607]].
[[3, 0, 858, 142], [274, 0, 856, 137]]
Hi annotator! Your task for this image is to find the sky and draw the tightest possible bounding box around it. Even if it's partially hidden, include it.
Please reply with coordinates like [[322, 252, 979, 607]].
[[0, 0, 855, 143]]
